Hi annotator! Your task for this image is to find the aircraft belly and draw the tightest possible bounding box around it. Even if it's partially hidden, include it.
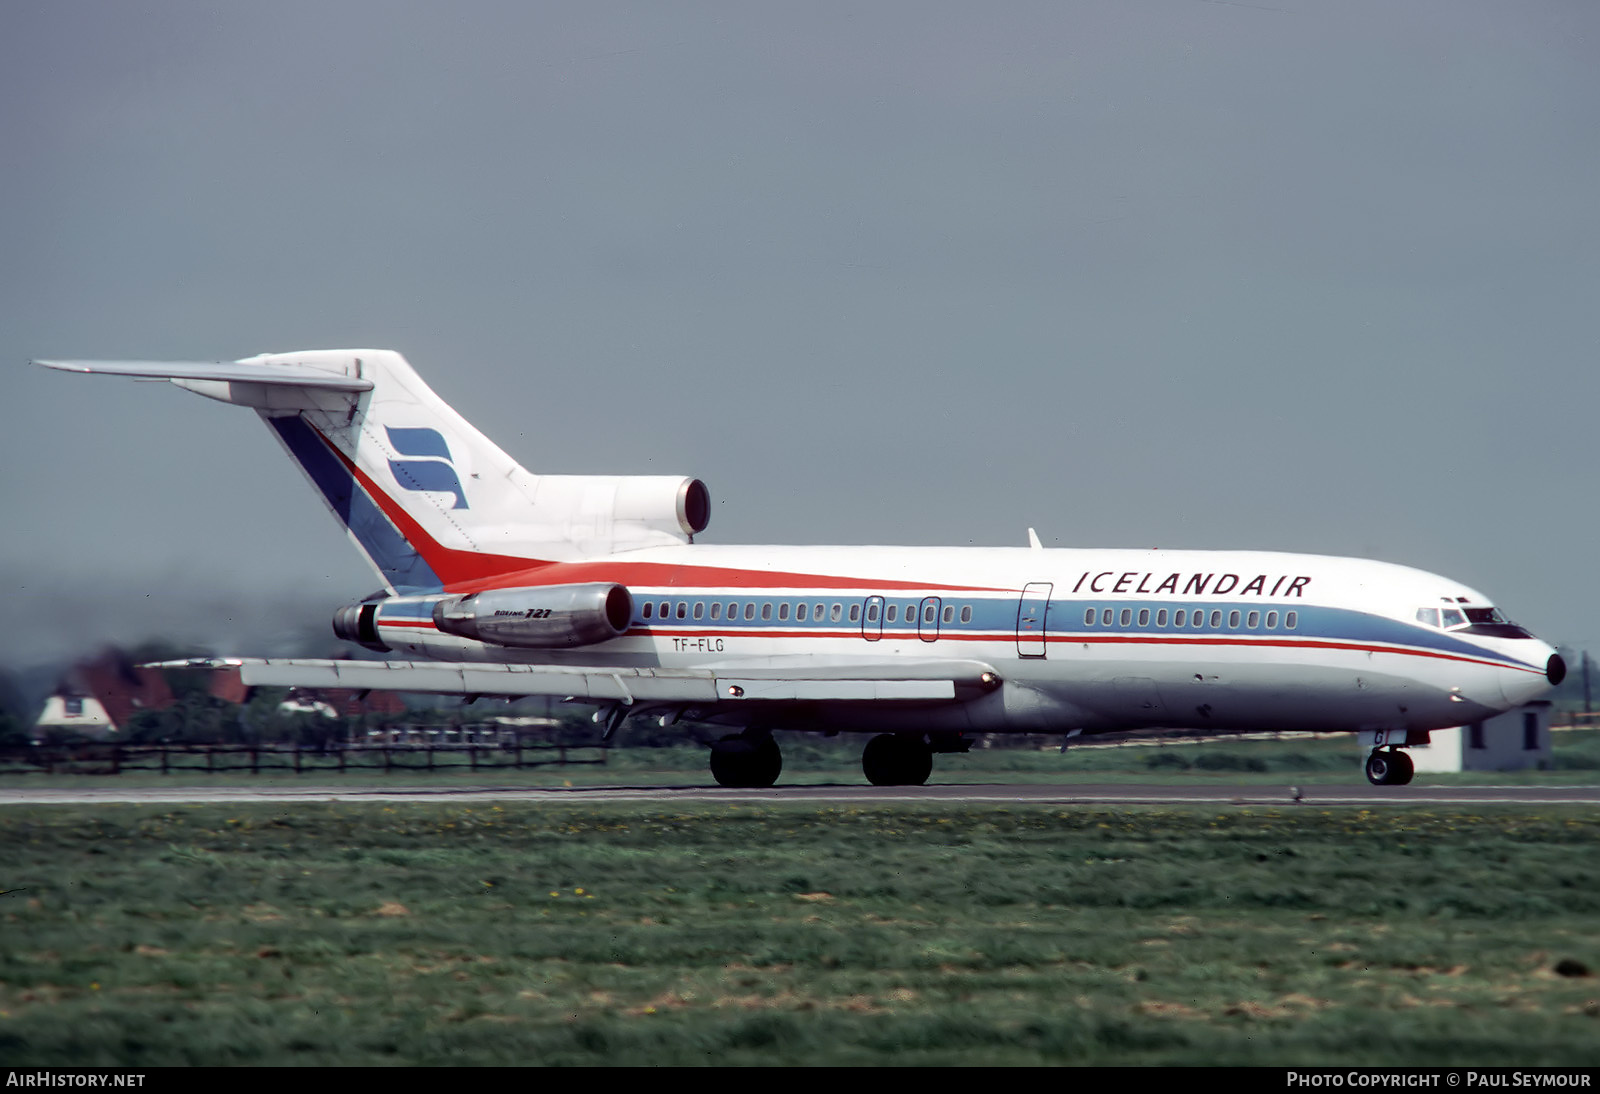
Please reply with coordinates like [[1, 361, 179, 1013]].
[[1002, 647, 1496, 735]]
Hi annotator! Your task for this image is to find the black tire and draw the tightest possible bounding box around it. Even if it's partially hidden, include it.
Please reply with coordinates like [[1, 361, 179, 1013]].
[[1388, 749, 1414, 786], [1365, 750, 1393, 786], [862, 733, 933, 787], [709, 733, 782, 788]]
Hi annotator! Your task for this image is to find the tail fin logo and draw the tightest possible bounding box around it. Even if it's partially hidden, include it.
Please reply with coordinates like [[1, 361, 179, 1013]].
[[385, 426, 469, 509]]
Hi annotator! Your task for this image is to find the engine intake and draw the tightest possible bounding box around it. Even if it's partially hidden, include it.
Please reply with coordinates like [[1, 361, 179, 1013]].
[[432, 583, 633, 648]]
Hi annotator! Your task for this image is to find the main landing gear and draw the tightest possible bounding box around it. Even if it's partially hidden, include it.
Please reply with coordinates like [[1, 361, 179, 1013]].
[[861, 733, 934, 787], [707, 731, 957, 788], [709, 732, 783, 789], [1365, 748, 1415, 786]]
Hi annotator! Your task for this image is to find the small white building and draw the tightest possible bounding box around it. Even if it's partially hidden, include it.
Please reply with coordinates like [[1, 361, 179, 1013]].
[[33, 693, 117, 739], [1406, 700, 1553, 773]]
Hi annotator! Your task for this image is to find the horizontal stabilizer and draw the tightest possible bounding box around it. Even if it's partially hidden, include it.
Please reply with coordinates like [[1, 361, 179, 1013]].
[[153, 657, 997, 704], [34, 359, 373, 391]]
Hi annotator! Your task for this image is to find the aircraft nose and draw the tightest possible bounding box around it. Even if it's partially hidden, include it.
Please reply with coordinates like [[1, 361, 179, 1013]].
[[1497, 642, 1562, 708], [1547, 652, 1567, 686]]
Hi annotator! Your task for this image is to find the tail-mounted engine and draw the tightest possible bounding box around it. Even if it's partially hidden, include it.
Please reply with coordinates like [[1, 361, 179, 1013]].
[[431, 583, 633, 648]]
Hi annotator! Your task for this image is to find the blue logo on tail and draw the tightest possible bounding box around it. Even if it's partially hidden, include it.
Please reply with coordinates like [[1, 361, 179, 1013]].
[[386, 427, 468, 509]]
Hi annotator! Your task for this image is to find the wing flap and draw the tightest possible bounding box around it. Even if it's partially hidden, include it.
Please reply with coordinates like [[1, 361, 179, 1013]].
[[161, 657, 993, 705]]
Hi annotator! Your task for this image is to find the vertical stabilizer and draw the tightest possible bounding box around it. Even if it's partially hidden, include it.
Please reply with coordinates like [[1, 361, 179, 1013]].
[[37, 350, 711, 593]]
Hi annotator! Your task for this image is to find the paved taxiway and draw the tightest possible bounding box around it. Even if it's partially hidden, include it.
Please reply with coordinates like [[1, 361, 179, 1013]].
[[1, 783, 1597, 806]]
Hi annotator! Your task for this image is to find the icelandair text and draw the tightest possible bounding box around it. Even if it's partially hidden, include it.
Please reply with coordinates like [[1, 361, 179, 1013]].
[[1072, 571, 1311, 598]]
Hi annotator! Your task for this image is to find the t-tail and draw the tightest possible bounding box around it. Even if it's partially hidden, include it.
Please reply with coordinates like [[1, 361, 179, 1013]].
[[34, 350, 710, 593]]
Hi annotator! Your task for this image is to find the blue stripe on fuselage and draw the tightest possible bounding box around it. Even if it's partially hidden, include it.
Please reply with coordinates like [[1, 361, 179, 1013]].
[[270, 416, 441, 591], [621, 590, 1538, 670]]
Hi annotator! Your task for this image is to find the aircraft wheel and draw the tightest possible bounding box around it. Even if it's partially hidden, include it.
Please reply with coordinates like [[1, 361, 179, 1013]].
[[1388, 749, 1415, 786], [862, 734, 933, 787], [1364, 749, 1411, 786], [709, 733, 782, 788]]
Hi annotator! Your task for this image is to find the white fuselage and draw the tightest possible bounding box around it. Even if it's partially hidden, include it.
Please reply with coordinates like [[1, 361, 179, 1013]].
[[366, 543, 1557, 738]]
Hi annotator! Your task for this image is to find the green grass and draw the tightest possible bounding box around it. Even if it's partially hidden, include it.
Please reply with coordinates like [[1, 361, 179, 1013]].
[[2, 802, 1597, 1065]]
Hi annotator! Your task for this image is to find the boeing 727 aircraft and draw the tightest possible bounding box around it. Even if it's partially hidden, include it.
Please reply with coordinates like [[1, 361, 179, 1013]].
[[36, 349, 1564, 787]]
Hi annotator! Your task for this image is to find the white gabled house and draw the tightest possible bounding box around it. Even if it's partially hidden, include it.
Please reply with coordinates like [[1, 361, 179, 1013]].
[[1405, 700, 1554, 774]]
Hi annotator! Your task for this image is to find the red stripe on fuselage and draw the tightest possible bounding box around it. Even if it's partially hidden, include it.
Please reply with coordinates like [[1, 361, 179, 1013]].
[[632, 627, 1543, 674], [454, 561, 1003, 596]]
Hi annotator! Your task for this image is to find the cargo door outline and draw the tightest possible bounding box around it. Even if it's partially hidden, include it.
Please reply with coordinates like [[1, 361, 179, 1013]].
[[1016, 582, 1052, 658]]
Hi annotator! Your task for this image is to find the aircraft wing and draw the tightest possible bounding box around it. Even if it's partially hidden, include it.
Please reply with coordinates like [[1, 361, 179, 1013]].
[[159, 657, 999, 705], [34, 359, 374, 391]]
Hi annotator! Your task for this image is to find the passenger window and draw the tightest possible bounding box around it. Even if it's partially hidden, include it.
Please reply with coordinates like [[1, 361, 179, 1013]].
[[1102, 608, 1113, 625], [693, 602, 704, 620], [761, 603, 772, 621], [922, 604, 934, 624], [832, 604, 843, 622], [1247, 610, 1259, 628], [1119, 608, 1132, 627], [1084, 608, 1096, 626], [866, 603, 878, 622], [726, 602, 738, 620], [659, 601, 669, 618], [642, 602, 653, 619], [849, 604, 861, 622], [1137, 608, 1150, 627], [778, 603, 790, 621], [1285, 611, 1297, 629], [1193, 611, 1204, 629], [1175, 609, 1186, 627], [1210, 610, 1223, 628], [886, 605, 897, 623], [1265, 610, 1277, 628], [710, 602, 722, 621], [677, 602, 688, 620], [1156, 609, 1168, 627], [743, 603, 756, 621], [942, 605, 954, 624], [960, 606, 972, 624], [1228, 610, 1240, 628]]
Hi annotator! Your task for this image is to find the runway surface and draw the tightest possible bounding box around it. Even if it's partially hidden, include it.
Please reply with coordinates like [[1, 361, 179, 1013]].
[[2, 783, 1597, 806]]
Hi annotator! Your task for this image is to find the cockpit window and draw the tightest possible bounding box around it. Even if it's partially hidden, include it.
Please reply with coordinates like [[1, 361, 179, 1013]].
[[1415, 607, 1440, 628], [1435, 604, 1535, 640]]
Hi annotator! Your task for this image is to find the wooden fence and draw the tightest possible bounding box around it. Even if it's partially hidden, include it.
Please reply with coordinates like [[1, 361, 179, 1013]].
[[0, 736, 608, 777]]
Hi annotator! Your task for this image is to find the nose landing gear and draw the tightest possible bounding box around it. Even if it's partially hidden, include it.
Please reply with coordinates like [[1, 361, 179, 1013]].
[[1365, 748, 1415, 786]]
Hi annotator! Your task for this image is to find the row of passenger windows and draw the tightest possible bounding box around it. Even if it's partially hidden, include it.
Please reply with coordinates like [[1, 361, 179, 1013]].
[[871, 603, 974, 625], [643, 599, 860, 623], [1082, 606, 1298, 631], [638, 599, 976, 625]]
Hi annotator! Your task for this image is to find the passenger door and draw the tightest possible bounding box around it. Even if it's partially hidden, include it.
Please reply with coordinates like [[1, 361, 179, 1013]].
[[1016, 582, 1052, 658]]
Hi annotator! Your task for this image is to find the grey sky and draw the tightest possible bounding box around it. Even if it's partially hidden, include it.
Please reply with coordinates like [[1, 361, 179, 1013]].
[[3, 1, 1597, 669]]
